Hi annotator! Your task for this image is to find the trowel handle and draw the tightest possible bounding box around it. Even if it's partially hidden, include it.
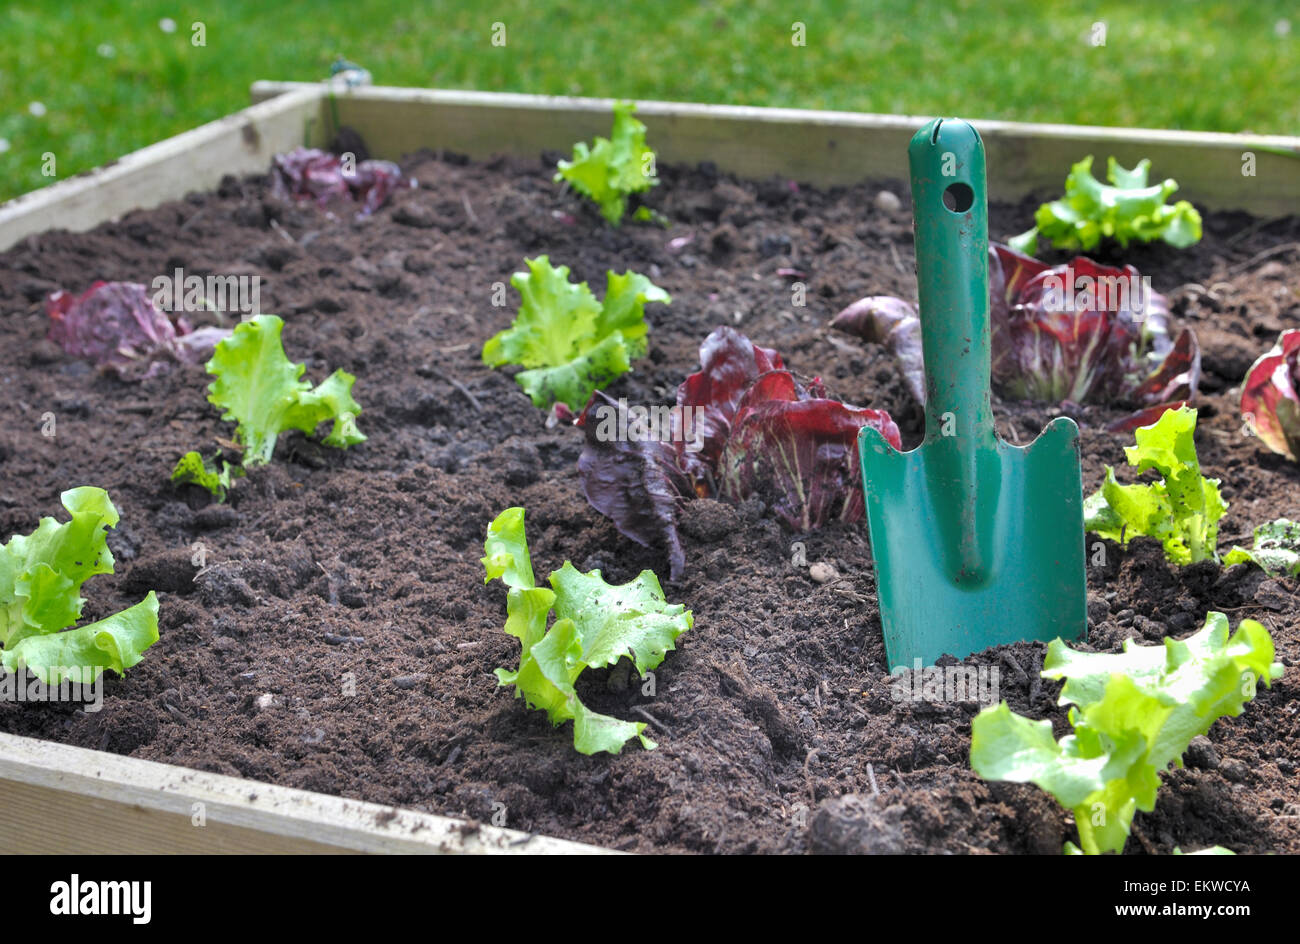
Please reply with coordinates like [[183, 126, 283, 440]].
[[907, 118, 993, 443]]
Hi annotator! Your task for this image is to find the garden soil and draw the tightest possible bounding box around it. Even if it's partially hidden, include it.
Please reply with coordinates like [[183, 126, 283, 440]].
[[1, 148, 1296, 854]]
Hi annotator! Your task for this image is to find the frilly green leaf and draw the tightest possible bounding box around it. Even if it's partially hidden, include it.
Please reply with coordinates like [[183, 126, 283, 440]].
[[1016, 155, 1202, 254], [484, 507, 687, 755], [205, 314, 366, 466], [972, 612, 1283, 854], [1084, 407, 1225, 564], [0, 490, 159, 683], [554, 101, 657, 225], [482, 257, 669, 409]]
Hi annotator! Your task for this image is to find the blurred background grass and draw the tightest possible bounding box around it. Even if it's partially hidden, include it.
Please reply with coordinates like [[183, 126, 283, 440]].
[[1, 0, 1296, 203]]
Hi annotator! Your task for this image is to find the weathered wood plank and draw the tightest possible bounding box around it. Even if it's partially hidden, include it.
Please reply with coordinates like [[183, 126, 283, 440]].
[[0, 732, 607, 854], [0, 85, 327, 252], [251, 82, 1300, 216]]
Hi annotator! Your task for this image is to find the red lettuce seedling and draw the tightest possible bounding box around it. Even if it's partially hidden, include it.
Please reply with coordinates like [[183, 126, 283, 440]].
[[46, 281, 229, 376], [1240, 329, 1300, 461], [269, 147, 404, 217], [575, 391, 690, 581], [828, 296, 925, 404], [833, 244, 1199, 432], [574, 327, 900, 578]]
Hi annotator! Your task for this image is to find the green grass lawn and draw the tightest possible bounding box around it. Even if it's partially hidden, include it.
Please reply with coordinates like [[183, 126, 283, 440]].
[[1, 0, 1296, 203]]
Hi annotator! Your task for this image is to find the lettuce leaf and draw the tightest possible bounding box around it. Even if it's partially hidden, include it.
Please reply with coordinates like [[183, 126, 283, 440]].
[[482, 257, 670, 410], [1083, 406, 1226, 564], [570, 327, 902, 577], [484, 507, 692, 755], [574, 391, 689, 580], [671, 326, 786, 486], [0, 487, 119, 648], [717, 369, 901, 530], [1240, 329, 1300, 461], [1223, 518, 1300, 577], [1010, 156, 1203, 254], [171, 451, 240, 500], [205, 314, 365, 466], [45, 281, 230, 376], [829, 296, 925, 403], [554, 101, 657, 225], [269, 147, 404, 217], [2, 594, 159, 685], [834, 245, 1200, 428], [971, 613, 1283, 855], [0, 488, 159, 684]]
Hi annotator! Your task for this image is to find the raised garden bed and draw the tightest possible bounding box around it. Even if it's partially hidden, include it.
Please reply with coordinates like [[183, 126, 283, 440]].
[[1, 84, 1297, 854]]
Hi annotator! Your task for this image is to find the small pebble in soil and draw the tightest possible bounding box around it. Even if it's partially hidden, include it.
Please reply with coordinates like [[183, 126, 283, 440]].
[[1185, 735, 1220, 770], [255, 693, 275, 711], [1086, 593, 1110, 627], [392, 674, 425, 690], [393, 203, 437, 228], [1219, 758, 1249, 783], [874, 190, 902, 213], [809, 562, 840, 584], [1254, 579, 1291, 611]]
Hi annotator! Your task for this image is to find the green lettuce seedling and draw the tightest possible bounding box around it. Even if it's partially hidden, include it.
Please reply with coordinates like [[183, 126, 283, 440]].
[[482, 256, 670, 410], [971, 613, 1283, 855], [1084, 406, 1226, 564], [554, 101, 657, 225], [174, 314, 365, 497], [1224, 518, 1300, 577], [484, 507, 692, 755], [1010, 156, 1202, 255], [171, 451, 240, 501], [0, 487, 158, 684]]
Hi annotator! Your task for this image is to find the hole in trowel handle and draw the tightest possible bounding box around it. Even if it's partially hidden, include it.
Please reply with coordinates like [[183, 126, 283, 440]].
[[942, 182, 974, 213]]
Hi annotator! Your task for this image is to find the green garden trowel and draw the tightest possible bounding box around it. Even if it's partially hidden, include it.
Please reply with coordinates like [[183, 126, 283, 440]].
[[859, 118, 1086, 670]]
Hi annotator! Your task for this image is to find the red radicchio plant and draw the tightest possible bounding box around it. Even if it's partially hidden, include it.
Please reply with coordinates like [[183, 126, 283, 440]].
[[574, 327, 900, 579], [833, 244, 1200, 433], [46, 281, 230, 377], [1241, 329, 1300, 461], [269, 147, 405, 217]]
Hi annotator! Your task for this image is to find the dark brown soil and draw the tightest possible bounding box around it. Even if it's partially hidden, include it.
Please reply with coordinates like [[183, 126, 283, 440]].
[[1, 147, 1296, 854]]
